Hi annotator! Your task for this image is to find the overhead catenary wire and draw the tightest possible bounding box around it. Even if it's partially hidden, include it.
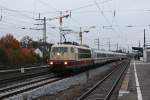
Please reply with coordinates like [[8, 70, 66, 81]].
[[5, 16, 36, 25], [94, 0, 113, 27], [1, 21, 35, 30], [0, 0, 149, 50], [94, 0, 128, 45], [37, 0, 59, 12], [0, 1, 150, 16], [70, 0, 113, 11], [0, 4, 35, 20]]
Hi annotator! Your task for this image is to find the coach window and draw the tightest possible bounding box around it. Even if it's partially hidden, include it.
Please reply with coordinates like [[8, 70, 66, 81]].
[[78, 49, 91, 58], [71, 47, 74, 53]]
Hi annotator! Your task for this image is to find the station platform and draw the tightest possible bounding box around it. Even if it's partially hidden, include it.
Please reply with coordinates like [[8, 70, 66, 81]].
[[119, 60, 150, 100]]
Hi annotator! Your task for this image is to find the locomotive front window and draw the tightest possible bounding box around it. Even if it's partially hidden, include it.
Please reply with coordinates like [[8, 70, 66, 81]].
[[52, 47, 68, 53]]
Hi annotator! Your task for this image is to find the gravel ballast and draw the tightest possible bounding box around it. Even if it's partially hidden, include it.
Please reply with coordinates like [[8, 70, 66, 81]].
[[6, 62, 120, 100]]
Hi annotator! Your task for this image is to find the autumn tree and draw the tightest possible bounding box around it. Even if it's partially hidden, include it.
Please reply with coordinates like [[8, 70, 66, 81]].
[[0, 34, 20, 49], [0, 34, 42, 66], [0, 34, 22, 65], [0, 48, 7, 64]]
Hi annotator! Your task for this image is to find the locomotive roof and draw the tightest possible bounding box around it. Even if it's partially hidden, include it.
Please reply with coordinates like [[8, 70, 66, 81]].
[[52, 44, 91, 50]]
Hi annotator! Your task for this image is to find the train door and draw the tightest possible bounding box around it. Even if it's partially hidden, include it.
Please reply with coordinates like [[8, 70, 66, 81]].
[[74, 47, 78, 60], [69, 47, 76, 60]]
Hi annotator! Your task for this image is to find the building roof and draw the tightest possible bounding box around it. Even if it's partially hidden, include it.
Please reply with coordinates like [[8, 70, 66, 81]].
[[21, 48, 35, 55]]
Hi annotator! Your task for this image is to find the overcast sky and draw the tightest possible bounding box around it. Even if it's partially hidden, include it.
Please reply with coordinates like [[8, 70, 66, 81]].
[[0, 0, 150, 51]]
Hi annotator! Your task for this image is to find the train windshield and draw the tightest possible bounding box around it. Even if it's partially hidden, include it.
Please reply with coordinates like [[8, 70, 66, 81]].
[[52, 47, 68, 53]]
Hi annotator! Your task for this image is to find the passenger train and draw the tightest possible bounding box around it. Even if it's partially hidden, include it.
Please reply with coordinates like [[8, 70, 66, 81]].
[[48, 42, 126, 72]]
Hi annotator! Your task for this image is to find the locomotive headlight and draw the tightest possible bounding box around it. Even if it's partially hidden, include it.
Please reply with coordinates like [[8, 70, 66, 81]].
[[50, 61, 53, 65], [57, 52, 60, 56], [64, 61, 68, 65]]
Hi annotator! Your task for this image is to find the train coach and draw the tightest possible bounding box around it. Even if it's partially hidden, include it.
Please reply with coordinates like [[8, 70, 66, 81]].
[[92, 50, 126, 65], [48, 42, 126, 72]]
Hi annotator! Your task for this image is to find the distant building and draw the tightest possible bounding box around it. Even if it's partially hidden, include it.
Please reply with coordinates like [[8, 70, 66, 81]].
[[21, 48, 43, 58], [132, 47, 143, 60], [143, 48, 150, 62], [34, 48, 43, 58], [21, 48, 35, 55]]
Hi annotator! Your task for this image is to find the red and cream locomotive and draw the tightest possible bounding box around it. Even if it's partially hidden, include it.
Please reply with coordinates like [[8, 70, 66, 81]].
[[49, 42, 126, 72]]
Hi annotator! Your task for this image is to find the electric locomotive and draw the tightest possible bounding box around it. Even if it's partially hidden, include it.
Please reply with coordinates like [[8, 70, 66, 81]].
[[49, 42, 126, 72], [49, 42, 93, 72]]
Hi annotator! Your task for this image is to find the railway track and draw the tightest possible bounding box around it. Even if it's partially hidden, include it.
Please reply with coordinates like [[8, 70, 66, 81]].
[[77, 60, 130, 100], [0, 65, 51, 86], [0, 60, 129, 99], [0, 74, 55, 92], [0, 74, 62, 99]]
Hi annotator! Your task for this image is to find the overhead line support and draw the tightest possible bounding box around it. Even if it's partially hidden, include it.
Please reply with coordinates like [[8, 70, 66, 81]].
[[35, 15, 47, 60]]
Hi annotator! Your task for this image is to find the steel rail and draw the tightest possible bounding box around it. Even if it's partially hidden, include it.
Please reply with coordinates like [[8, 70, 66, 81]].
[[0, 70, 51, 85], [77, 60, 129, 100], [0, 77, 62, 99], [0, 74, 56, 93], [104, 60, 130, 100], [77, 61, 125, 100]]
